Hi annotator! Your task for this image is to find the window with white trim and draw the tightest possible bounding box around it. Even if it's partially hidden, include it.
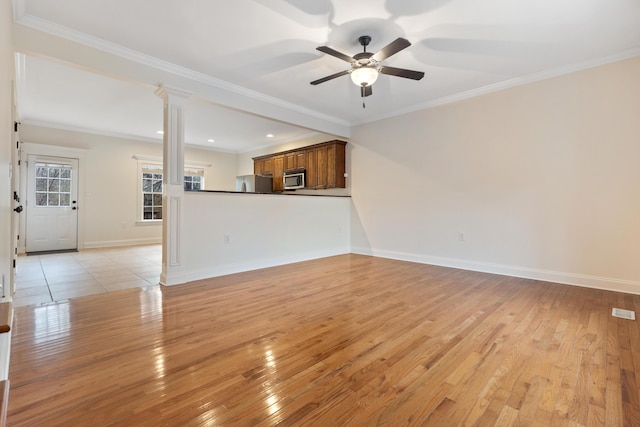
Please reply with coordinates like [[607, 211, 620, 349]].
[[138, 163, 205, 222], [141, 164, 164, 220]]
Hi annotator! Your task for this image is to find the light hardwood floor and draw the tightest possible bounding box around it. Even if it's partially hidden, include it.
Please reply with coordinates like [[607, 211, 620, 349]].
[[7, 254, 640, 426]]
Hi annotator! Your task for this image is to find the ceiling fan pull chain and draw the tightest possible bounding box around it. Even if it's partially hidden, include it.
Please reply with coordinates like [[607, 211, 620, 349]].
[[361, 86, 366, 108]]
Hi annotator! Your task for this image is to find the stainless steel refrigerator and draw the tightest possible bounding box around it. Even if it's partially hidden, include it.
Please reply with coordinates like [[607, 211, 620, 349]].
[[235, 175, 273, 193]]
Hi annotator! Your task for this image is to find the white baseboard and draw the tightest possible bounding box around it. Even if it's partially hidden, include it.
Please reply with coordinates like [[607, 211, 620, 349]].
[[182, 248, 350, 284], [83, 238, 161, 249], [351, 246, 640, 296]]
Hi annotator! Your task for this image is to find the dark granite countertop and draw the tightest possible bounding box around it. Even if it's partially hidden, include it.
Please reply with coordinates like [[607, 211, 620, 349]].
[[191, 190, 351, 198]]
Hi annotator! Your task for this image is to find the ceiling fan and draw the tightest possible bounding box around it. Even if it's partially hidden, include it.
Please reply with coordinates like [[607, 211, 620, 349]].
[[311, 35, 425, 107]]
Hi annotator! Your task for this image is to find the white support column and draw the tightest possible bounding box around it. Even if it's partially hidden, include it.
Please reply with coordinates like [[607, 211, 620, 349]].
[[155, 85, 191, 286]]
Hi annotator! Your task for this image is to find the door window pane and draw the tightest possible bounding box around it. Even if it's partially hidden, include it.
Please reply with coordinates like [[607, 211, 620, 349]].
[[36, 193, 47, 206], [36, 178, 47, 191], [34, 163, 73, 207]]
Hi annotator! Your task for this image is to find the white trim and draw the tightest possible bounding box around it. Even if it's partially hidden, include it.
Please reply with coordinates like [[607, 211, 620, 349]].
[[20, 142, 87, 252], [135, 220, 162, 226], [21, 119, 239, 151], [21, 141, 88, 156], [12, 0, 26, 21], [0, 329, 11, 380], [14, 5, 639, 136], [132, 154, 212, 168], [351, 246, 640, 296], [13, 13, 350, 130], [353, 48, 640, 126], [83, 237, 162, 249], [22, 119, 162, 145], [14, 52, 26, 120], [236, 131, 326, 154]]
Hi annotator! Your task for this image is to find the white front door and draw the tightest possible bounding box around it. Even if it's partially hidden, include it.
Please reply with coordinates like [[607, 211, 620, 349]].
[[25, 155, 79, 253]]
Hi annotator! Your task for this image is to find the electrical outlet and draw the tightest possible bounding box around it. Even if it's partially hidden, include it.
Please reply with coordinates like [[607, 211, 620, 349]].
[[224, 234, 230, 244], [459, 232, 465, 241]]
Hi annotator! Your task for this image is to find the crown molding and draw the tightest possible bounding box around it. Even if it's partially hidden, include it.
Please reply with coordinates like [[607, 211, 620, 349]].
[[14, 5, 640, 132], [13, 13, 350, 130], [21, 119, 162, 144], [12, 0, 26, 21], [237, 131, 324, 154], [353, 47, 640, 126], [19, 119, 300, 153], [132, 154, 212, 168]]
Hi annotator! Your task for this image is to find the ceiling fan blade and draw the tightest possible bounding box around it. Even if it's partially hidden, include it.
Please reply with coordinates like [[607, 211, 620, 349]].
[[371, 38, 411, 61], [310, 69, 351, 85], [379, 66, 425, 80], [316, 46, 354, 63]]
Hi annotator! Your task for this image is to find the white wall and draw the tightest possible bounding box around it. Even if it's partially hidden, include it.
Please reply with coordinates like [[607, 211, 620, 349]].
[[0, 1, 13, 292], [182, 191, 350, 281], [350, 56, 640, 294], [19, 125, 238, 249], [0, 0, 14, 380]]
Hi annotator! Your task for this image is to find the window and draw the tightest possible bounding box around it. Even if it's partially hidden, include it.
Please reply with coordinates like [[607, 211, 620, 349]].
[[138, 163, 205, 222], [35, 162, 72, 207], [184, 168, 204, 191], [141, 164, 163, 220]]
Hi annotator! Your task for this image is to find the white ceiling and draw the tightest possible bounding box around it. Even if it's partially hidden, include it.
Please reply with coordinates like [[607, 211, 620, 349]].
[[12, 0, 640, 152]]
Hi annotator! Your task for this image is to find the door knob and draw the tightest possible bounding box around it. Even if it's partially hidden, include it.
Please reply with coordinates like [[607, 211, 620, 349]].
[[72, 206, 77, 210], [14, 205, 23, 213]]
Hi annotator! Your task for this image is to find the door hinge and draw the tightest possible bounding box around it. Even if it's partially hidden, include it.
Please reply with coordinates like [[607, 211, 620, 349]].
[[13, 259, 16, 268], [14, 121, 19, 132]]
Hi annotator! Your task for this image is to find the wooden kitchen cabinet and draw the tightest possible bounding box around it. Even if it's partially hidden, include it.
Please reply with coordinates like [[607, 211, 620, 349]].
[[310, 142, 345, 189], [254, 159, 264, 175], [263, 157, 274, 175], [315, 144, 328, 189], [273, 155, 284, 191], [254, 157, 274, 176], [253, 140, 346, 191], [326, 142, 345, 188], [285, 151, 305, 172], [305, 148, 316, 188]]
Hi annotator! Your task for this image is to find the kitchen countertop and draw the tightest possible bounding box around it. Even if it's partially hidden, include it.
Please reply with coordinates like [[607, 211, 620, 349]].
[[192, 190, 351, 198]]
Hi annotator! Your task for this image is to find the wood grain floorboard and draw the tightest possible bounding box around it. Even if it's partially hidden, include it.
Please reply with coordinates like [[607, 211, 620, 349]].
[[7, 254, 640, 426]]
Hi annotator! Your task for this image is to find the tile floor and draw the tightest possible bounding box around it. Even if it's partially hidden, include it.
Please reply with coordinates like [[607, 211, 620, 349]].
[[13, 244, 161, 308]]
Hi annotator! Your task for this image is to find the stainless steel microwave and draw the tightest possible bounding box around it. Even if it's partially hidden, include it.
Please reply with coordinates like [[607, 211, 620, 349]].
[[283, 171, 305, 190]]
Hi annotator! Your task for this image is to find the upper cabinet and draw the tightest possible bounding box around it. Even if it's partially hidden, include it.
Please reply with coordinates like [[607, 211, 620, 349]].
[[253, 140, 346, 191], [284, 151, 305, 172]]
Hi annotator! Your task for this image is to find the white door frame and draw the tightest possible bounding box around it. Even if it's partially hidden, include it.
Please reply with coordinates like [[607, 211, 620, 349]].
[[19, 142, 87, 254]]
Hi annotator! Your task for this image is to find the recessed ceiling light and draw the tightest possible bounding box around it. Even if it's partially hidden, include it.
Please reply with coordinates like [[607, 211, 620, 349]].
[[207, 139, 215, 143], [156, 130, 164, 135], [266, 134, 274, 138]]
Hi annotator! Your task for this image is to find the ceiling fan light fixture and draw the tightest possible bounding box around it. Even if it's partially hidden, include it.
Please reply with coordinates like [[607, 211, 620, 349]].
[[350, 66, 379, 87]]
